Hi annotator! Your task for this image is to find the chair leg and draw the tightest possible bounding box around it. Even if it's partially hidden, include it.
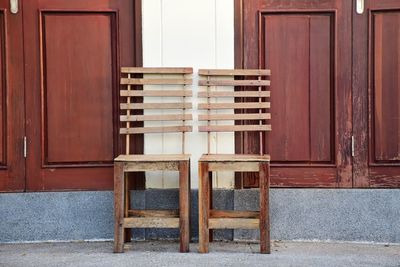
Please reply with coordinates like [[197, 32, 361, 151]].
[[179, 161, 190, 253], [124, 173, 132, 243], [189, 159, 192, 242], [208, 171, 213, 242], [259, 162, 270, 254], [198, 162, 209, 253], [114, 162, 125, 253]]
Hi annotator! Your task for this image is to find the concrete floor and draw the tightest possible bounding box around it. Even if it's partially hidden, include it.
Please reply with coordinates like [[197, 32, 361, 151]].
[[0, 241, 399, 267]]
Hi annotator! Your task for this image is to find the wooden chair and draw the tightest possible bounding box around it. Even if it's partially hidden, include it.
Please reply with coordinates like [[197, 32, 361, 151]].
[[197, 69, 271, 254], [114, 67, 193, 253]]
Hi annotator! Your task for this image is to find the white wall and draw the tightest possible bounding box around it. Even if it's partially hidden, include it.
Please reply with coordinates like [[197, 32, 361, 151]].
[[142, 0, 234, 189]]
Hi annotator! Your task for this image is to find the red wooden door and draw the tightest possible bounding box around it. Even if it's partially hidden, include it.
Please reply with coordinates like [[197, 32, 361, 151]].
[[353, 0, 400, 188], [0, 1, 25, 192], [236, 0, 352, 187], [24, 0, 142, 191]]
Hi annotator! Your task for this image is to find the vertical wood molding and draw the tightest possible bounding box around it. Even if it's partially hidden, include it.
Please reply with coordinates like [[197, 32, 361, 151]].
[[130, 0, 145, 190], [352, 0, 369, 187], [0, 3, 26, 192], [234, 0, 244, 69], [134, 0, 143, 68], [234, 0, 244, 189]]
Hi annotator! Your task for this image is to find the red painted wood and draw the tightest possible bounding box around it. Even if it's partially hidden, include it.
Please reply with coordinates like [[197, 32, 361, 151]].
[[353, 0, 400, 188], [44, 13, 114, 164], [372, 12, 400, 162], [0, 12, 4, 166], [265, 15, 311, 161], [270, 167, 337, 188], [0, 2, 26, 192], [309, 15, 332, 162], [24, 0, 143, 191], [236, 0, 352, 188], [369, 167, 400, 188]]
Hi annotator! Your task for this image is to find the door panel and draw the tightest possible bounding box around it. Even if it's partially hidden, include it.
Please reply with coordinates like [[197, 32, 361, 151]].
[[236, 0, 352, 188], [353, 0, 400, 187], [0, 11, 5, 165], [309, 16, 333, 162], [264, 14, 333, 163], [43, 12, 114, 164], [0, 1, 25, 192], [372, 12, 400, 163], [24, 0, 142, 191]]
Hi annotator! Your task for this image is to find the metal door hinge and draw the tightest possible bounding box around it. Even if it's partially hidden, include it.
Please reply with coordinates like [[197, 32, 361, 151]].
[[10, 0, 18, 14], [351, 136, 355, 157], [23, 136, 27, 158], [356, 0, 364, 15]]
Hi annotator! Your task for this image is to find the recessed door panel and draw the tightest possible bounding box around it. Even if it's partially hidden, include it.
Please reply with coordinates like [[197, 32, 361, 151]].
[[0, 11, 6, 166], [42, 12, 114, 165], [372, 11, 400, 164], [264, 14, 333, 163]]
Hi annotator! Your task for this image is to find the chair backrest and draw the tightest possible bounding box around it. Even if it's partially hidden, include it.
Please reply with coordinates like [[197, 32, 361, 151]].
[[120, 67, 193, 155], [198, 69, 271, 155]]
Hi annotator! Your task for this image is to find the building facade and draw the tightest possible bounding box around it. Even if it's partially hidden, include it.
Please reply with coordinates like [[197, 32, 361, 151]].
[[0, 0, 399, 243]]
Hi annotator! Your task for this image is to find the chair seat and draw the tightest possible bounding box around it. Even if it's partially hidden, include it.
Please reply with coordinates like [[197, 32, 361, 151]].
[[199, 154, 270, 162], [115, 154, 191, 162]]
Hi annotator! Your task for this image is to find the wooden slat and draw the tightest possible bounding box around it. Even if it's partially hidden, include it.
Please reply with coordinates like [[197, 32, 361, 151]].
[[124, 161, 180, 171], [121, 78, 192, 85], [199, 69, 270, 76], [199, 125, 271, 132], [115, 154, 190, 162], [128, 209, 179, 218], [120, 126, 192, 134], [210, 210, 259, 219], [121, 90, 192, 97], [200, 154, 270, 162], [198, 113, 270, 121], [122, 217, 179, 228], [199, 80, 270, 86], [198, 91, 270, 98], [208, 162, 260, 172], [121, 67, 193, 74], [208, 218, 259, 229], [198, 102, 270, 110], [120, 103, 192, 110], [120, 114, 193, 122]]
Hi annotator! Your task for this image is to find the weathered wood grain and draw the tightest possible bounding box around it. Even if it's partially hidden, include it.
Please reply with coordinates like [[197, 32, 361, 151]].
[[123, 217, 179, 228], [208, 218, 259, 229]]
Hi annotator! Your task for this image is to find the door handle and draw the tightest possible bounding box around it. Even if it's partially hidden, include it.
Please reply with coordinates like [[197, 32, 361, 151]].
[[356, 0, 364, 14], [10, 0, 18, 14]]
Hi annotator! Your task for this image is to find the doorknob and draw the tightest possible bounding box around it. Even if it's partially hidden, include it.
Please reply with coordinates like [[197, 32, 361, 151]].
[[356, 0, 364, 14], [10, 0, 18, 14]]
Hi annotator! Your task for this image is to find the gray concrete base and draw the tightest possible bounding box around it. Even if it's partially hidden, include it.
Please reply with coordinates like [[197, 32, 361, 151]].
[[1, 241, 400, 267], [0, 189, 399, 243], [235, 189, 400, 243]]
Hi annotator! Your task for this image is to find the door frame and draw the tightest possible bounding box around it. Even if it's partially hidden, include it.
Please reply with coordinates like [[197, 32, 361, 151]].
[[352, 0, 400, 188], [21, 0, 144, 191], [233, 0, 353, 188]]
